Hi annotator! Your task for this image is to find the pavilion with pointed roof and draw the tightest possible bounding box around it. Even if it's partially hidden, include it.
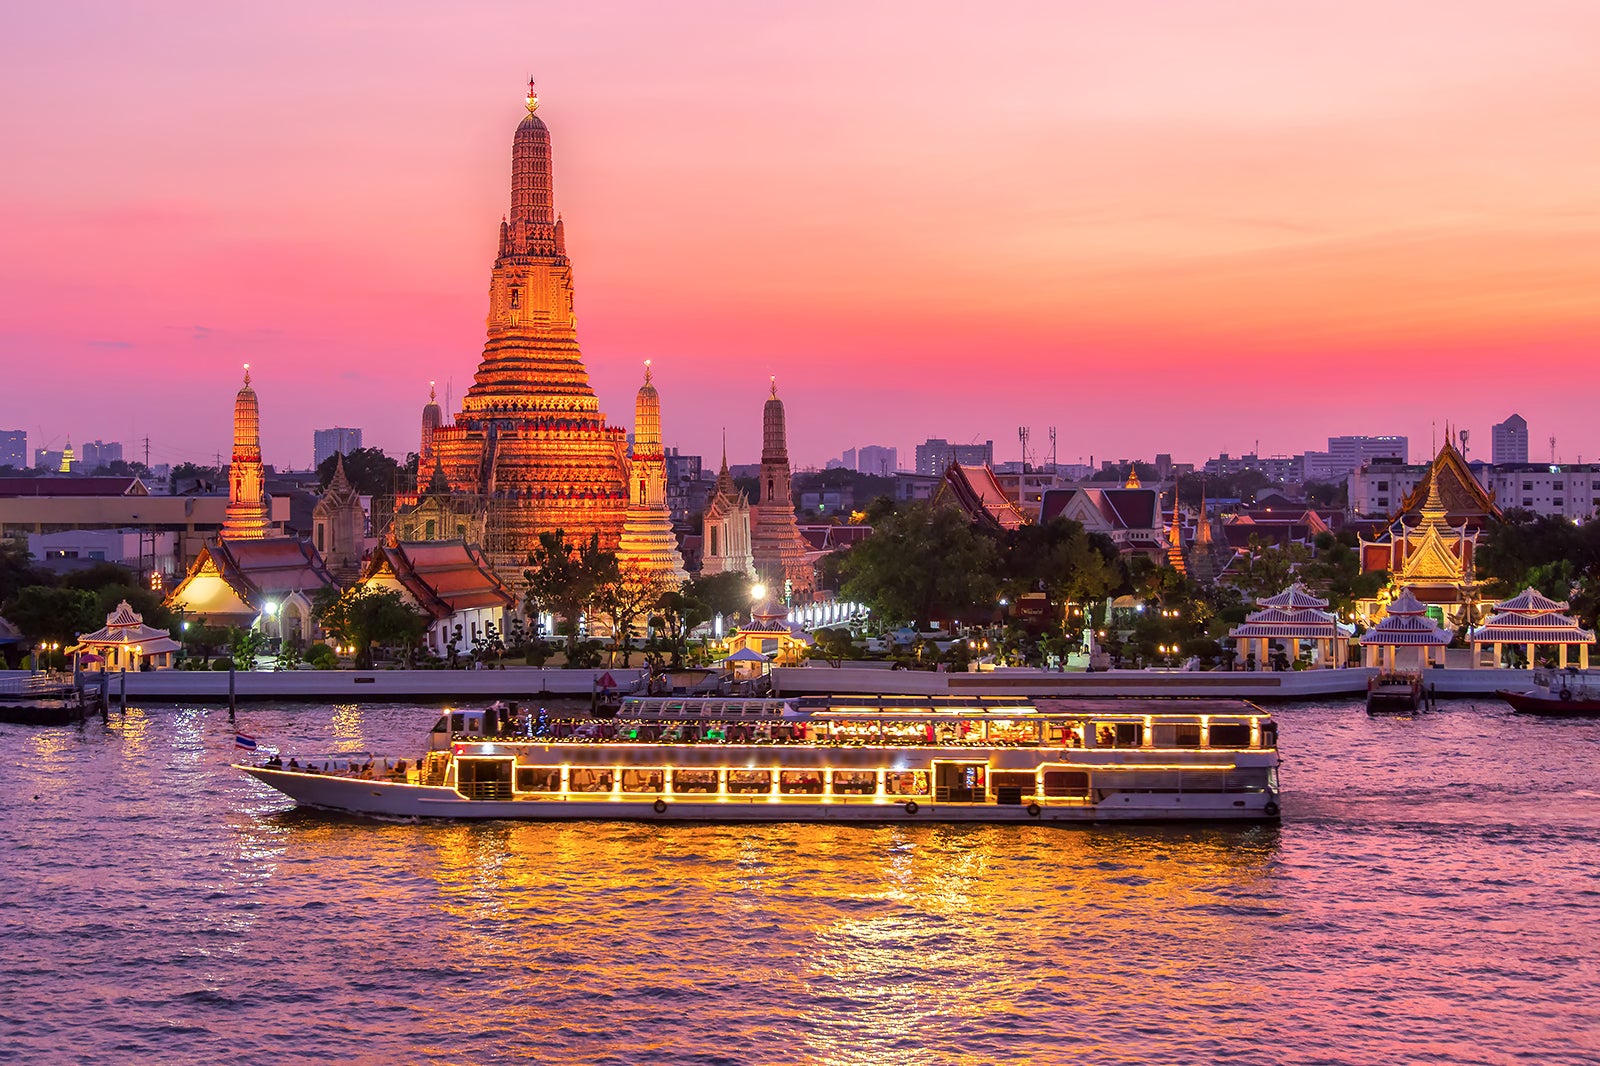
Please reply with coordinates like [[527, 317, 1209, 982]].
[[1468, 587, 1594, 669], [71, 600, 182, 671], [726, 598, 813, 666], [1227, 583, 1355, 669], [1357, 588, 1452, 670]]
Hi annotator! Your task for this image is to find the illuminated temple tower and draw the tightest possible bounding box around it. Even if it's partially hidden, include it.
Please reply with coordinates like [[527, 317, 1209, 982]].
[[425, 82, 629, 583], [616, 362, 688, 586], [416, 381, 442, 488], [222, 364, 271, 539], [701, 435, 754, 578], [748, 379, 812, 596]]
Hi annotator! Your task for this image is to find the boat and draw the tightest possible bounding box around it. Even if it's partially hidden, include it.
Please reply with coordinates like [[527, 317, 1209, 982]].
[[238, 695, 1281, 823], [1366, 672, 1430, 715], [1498, 669, 1600, 716]]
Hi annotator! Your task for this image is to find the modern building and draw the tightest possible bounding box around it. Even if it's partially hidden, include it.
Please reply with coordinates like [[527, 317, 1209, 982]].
[[914, 438, 994, 477], [854, 445, 897, 476], [28, 529, 178, 580], [79, 440, 123, 470], [34, 448, 65, 471], [1350, 457, 1600, 523], [312, 427, 363, 469], [1, 429, 27, 469], [1302, 435, 1407, 482], [1492, 414, 1529, 465], [1202, 453, 1303, 484]]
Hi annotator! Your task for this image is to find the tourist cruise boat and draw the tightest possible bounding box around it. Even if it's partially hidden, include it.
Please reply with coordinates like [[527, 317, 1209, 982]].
[[239, 696, 1281, 823]]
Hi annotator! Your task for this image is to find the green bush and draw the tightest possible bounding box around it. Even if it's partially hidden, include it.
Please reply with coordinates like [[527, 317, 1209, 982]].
[[304, 643, 338, 670], [210, 657, 232, 671]]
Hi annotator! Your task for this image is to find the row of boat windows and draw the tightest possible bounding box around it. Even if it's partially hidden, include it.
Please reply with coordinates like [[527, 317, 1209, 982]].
[[463, 718, 1269, 749], [483, 765, 1272, 799]]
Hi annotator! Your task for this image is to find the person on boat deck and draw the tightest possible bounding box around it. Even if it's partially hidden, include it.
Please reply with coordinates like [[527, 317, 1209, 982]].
[[265, 755, 282, 768]]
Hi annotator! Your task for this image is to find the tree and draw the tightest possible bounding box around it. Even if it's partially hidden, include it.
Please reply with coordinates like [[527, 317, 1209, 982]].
[[1, 585, 99, 644], [0, 537, 52, 605], [1300, 531, 1386, 616], [169, 462, 222, 494], [996, 517, 1118, 632], [316, 446, 403, 496], [839, 502, 999, 629], [597, 563, 667, 667], [523, 530, 618, 659], [229, 627, 266, 670], [316, 586, 430, 668], [1230, 535, 1313, 602], [88, 459, 151, 479], [689, 571, 758, 621]]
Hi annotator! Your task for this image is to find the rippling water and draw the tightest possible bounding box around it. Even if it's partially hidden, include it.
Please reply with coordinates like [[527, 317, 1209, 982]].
[[4, 699, 1598, 1065]]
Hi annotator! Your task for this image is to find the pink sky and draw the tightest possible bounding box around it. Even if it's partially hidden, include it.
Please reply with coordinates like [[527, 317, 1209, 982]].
[[3, 2, 1599, 473]]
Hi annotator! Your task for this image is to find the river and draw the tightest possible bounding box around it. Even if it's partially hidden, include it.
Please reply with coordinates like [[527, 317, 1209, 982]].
[[3, 699, 1597, 1064]]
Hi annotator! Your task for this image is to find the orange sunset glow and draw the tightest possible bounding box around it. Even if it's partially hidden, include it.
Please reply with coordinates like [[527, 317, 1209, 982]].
[[3, 2, 1598, 470]]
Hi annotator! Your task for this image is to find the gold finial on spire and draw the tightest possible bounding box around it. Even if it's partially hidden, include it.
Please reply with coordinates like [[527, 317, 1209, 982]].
[[525, 77, 539, 114], [429, 380, 436, 402], [643, 358, 652, 385], [243, 363, 251, 387], [769, 375, 778, 398]]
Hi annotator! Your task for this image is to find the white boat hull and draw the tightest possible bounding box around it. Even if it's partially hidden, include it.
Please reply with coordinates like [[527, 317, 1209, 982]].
[[240, 767, 1279, 823]]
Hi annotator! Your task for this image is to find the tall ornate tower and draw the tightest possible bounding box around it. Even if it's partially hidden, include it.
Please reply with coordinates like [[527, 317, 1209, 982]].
[[427, 82, 629, 585], [701, 433, 754, 577], [313, 453, 365, 583], [223, 364, 271, 539], [416, 381, 442, 490], [617, 362, 688, 586], [749, 378, 812, 596]]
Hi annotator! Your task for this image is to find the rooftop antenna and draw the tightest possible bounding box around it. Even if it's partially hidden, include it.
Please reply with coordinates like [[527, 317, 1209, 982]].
[[1551, 435, 1558, 464], [1018, 426, 1031, 473], [1459, 428, 1469, 461], [1048, 426, 1058, 472]]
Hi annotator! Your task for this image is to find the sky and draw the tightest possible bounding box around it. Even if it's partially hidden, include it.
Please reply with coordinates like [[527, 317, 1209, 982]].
[[3, 1, 1599, 473]]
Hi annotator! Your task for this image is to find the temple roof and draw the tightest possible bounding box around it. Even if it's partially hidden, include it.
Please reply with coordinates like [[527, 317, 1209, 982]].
[[0, 477, 149, 498], [1489, 587, 1570, 615], [1396, 438, 1499, 521], [1470, 587, 1594, 644], [1360, 589, 1451, 645], [933, 463, 1028, 531], [1258, 583, 1329, 610], [362, 540, 516, 620], [75, 600, 177, 647], [1040, 487, 1159, 532]]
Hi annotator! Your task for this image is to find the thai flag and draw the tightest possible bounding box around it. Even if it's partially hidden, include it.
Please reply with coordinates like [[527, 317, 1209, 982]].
[[234, 733, 258, 751]]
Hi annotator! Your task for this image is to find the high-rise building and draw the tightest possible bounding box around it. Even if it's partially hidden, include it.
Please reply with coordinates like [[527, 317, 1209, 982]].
[[1303, 435, 1407, 481], [1492, 414, 1529, 465], [0, 429, 25, 469], [34, 448, 63, 471], [423, 82, 631, 586], [841, 447, 857, 471], [856, 445, 897, 476], [915, 438, 993, 476], [223, 366, 271, 539], [313, 427, 363, 469], [80, 440, 123, 470]]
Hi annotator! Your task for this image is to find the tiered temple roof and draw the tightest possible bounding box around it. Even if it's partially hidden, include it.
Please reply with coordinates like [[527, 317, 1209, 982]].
[[1358, 588, 1451, 648], [1229, 584, 1354, 641], [166, 537, 336, 627], [1469, 587, 1595, 647], [359, 541, 516, 621]]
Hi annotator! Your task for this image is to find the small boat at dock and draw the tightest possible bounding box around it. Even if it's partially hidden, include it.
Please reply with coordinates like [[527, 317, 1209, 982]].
[[238, 695, 1281, 823], [1498, 669, 1600, 717]]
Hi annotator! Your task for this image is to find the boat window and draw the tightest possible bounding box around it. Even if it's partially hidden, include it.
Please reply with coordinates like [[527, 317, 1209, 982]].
[[886, 771, 930, 797], [779, 770, 825, 795], [1208, 723, 1251, 748], [451, 712, 466, 733], [622, 769, 665, 793], [1095, 722, 1144, 747], [987, 720, 1040, 746], [568, 768, 613, 793], [1259, 721, 1277, 749], [1152, 723, 1201, 747], [1041, 770, 1089, 798], [989, 771, 1035, 803], [727, 770, 771, 794], [515, 767, 561, 793], [831, 770, 877, 795], [672, 769, 719, 794]]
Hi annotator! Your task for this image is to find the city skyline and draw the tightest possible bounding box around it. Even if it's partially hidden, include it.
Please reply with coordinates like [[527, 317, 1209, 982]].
[[4, 3, 1599, 471]]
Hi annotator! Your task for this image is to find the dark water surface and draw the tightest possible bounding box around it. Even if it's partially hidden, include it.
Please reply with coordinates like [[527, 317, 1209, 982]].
[[4, 700, 1598, 1065]]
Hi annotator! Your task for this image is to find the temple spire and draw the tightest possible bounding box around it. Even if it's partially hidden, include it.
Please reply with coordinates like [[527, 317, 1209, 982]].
[[525, 77, 539, 114]]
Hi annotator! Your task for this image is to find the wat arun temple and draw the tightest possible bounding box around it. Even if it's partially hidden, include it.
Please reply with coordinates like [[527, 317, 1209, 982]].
[[395, 84, 808, 596]]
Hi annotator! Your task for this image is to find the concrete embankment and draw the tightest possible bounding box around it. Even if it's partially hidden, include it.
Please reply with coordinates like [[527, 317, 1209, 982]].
[[55, 668, 646, 705], [770, 665, 1521, 701]]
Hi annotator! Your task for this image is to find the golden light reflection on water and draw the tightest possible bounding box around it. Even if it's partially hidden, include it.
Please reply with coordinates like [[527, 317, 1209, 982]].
[[112, 706, 150, 757], [328, 703, 366, 751]]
